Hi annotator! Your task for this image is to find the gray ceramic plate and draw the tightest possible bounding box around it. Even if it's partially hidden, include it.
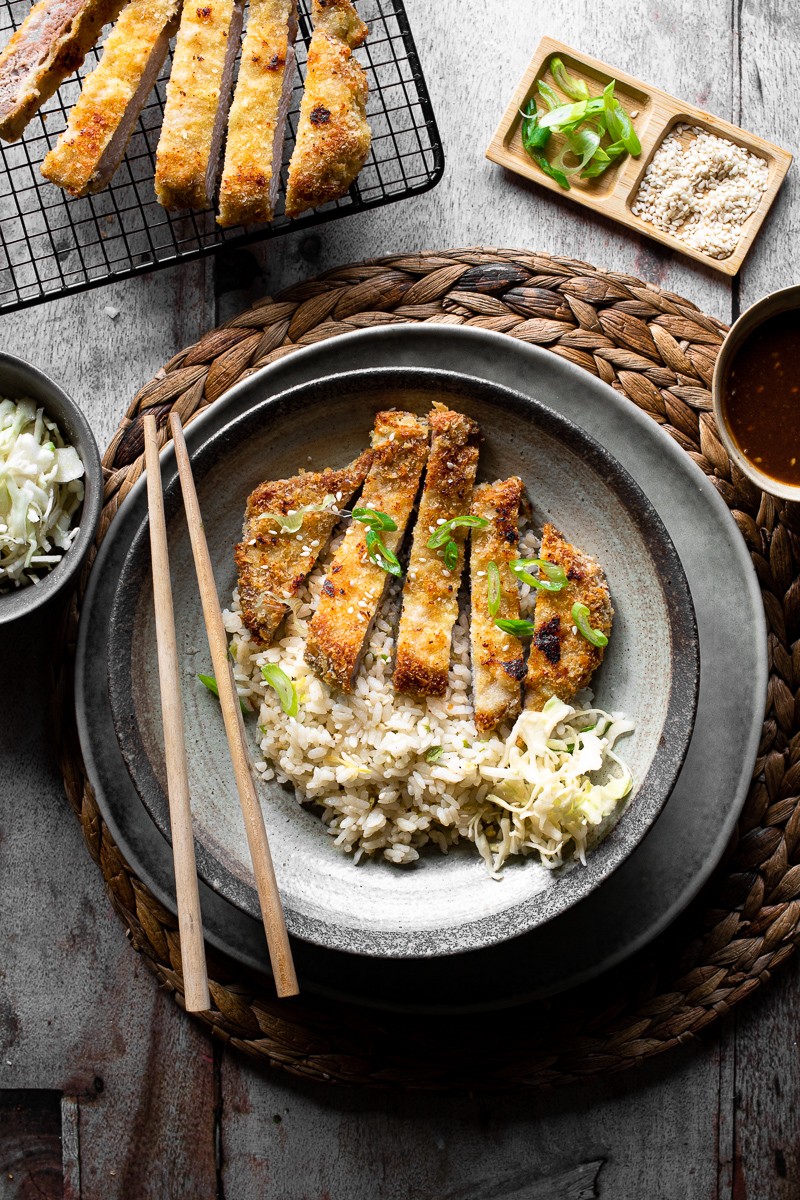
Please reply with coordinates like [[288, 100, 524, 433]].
[[74, 327, 766, 1010], [106, 369, 698, 957]]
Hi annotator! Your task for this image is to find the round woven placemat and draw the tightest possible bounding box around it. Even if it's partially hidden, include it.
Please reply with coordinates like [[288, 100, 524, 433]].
[[54, 248, 800, 1089]]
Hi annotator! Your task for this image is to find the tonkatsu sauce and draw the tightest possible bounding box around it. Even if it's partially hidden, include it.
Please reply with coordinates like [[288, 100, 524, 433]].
[[723, 310, 800, 485]]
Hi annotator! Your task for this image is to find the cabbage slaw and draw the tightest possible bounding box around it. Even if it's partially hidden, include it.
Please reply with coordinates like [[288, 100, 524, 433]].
[[0, 397, 85, 589]]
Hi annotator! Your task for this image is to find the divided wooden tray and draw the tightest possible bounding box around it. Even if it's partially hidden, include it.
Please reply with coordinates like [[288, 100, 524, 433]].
[[53, 249, 800, 1089], [486, 37, 792, 275]]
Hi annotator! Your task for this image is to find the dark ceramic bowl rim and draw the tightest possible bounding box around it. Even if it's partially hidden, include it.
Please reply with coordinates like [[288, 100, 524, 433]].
[[107, 366, 701, 958], [0, 352, 102, 623], [712, 283, 800, 501]]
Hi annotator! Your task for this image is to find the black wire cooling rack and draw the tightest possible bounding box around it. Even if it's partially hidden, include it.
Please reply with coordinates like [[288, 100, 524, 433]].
[[0, 0, 443, 312]]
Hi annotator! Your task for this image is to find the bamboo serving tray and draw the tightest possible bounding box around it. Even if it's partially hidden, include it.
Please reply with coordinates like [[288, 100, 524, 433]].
[[486, 37, 792, 275]]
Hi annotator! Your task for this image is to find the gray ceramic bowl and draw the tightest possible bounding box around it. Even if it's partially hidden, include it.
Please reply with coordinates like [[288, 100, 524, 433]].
[[106, 367, 700, 958], [0, 353, 102, 624], [712, 283, 800, 500]]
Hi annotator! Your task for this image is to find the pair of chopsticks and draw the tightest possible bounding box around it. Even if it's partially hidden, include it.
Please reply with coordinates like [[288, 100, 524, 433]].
[[143, 412, 298, 1008]]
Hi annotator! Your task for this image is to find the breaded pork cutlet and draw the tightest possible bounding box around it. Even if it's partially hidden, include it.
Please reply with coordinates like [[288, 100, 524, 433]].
[[154, 0, 244, 210], [305, 410, 429, 692], [469, 478, 525, 733], [393, 404, 480, 697], [525, 523, 613, 712], [0, 0, 124, 142], [40, 0, 180, 196], [235, 451, 372, 646], [283, 0, 369, 219], [217, 0, 297, 227]]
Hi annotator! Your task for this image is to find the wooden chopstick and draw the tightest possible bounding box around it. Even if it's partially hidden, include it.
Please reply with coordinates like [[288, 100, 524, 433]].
[[168, 412, 299, 999], [143, 415, 210, 1013]]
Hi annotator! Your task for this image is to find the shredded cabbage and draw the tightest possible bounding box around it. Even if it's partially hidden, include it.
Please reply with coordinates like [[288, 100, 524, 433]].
[[0, 397, 85, 589], [475, 696, 634, 877]]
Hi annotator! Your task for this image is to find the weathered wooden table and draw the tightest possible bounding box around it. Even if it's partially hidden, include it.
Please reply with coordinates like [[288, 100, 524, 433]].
[[2, 1, 798, 1195]]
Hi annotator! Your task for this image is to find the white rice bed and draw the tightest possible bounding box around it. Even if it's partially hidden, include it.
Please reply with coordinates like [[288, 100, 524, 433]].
[[223, 530, 608, 870]]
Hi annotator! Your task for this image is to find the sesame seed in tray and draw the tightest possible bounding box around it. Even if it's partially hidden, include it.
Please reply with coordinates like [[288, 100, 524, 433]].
[[631, 125, 769, 260]]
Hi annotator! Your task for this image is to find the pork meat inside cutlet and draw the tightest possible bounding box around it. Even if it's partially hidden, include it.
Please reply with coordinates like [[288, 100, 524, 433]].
[[525, 523, 613, 712], [312, 0, 367, 45], [235, 451, 372, 646], [393, 404, 481, 697], [469, 477, 525, 733], [305, 409, 429, 691]]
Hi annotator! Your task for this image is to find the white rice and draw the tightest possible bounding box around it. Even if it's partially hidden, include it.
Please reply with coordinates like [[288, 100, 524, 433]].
[[224, 530, 630, 873]]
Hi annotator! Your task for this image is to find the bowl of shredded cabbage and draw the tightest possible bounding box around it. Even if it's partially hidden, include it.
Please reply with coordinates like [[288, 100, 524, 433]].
[[0, 353, 102, 623]]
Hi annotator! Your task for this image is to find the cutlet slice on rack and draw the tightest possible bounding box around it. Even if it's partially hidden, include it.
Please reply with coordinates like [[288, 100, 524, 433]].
[[283, 0, 370, 219], [154, 0, 244, 210], [41, 0, 180, 196], [216, 0, 297, 227], [0, 0, 125, 142], [469, 477, 525, 734], [305, 409, 429, 692], [393, 404, 481, 698], [524, 524, 613, 712], [235, 450, 372, 647]]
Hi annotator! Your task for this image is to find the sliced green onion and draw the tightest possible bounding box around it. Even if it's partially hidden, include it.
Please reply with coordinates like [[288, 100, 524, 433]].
[[258, 494, 337, 535], [495, 618, 535, 637], [571, 602, 609, 648], [553, 128, 601, 176], [603, 83, 640, 155], [425, 745, 444, 764], [581, 141, 627, 178], [538, 96, 606, 130], [261, 663, 299, 716], [536, 79, 562, 111], [510, 558, 568, 592], [365, 528, 402, 577], [352, 507, 397, 532], [443, 539, 459, 571], [521, 100, 570, 189], [198, 673, 249, 716], [487, 560, 501, 617], [427, 514, 489, 550], [550, 56, 589, 102]]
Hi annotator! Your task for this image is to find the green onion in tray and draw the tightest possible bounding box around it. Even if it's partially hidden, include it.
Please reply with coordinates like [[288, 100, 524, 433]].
[[261, 663, 299, 716], [520, 57, 641, 190]]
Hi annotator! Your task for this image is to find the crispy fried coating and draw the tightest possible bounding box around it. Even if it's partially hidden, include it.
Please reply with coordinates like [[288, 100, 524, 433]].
[[469, 478, 525, 733], [0, 0, 124, 142], [235, 451, 372, 646], [40, 0, 179, 196], [154, 0, 243, 210], [216, 0, 297, 227], [283, 26, 369, 218], [312, 0, 366, 46], [393, 403, 481, 697], [524, 524, 613, 712], [305, 410, 429, 691]]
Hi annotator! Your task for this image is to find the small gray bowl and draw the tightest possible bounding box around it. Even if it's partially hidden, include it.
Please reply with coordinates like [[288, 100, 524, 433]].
[[0, 353, 102, 623]]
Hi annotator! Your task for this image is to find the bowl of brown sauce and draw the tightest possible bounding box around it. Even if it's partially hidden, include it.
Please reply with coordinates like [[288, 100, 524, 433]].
[[713, 285, 800, 500]]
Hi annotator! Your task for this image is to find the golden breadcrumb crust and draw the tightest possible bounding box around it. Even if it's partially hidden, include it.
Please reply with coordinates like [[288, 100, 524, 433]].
[[470, 477, 525, 733], [312, 0, 367, 46], [154, 0, 242, 210], [41, 0, 179, 196], [283, 27, 369, 219], [0, 0, 125, 142], [524, 523, 613, 711], [217, 0, 295, 227], [393, 403, 481, 698], [305, 409, 429, 691], [235, 451, 372, 646]]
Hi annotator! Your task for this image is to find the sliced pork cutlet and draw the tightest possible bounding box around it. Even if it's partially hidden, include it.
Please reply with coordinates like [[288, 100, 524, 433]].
[[40, 0, 181, 196], [305, 410, 429, 692], [469, 477, 525, 734], [154, 0, 244, 210], [283, 26, 369, 218], [0, 0, 124, 142], [393, 404, 481, 698], [311, 0, 367, 46], [217, 0, 297, 227], [235, 451, 372, 647], [525, 523, 613, 712]]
